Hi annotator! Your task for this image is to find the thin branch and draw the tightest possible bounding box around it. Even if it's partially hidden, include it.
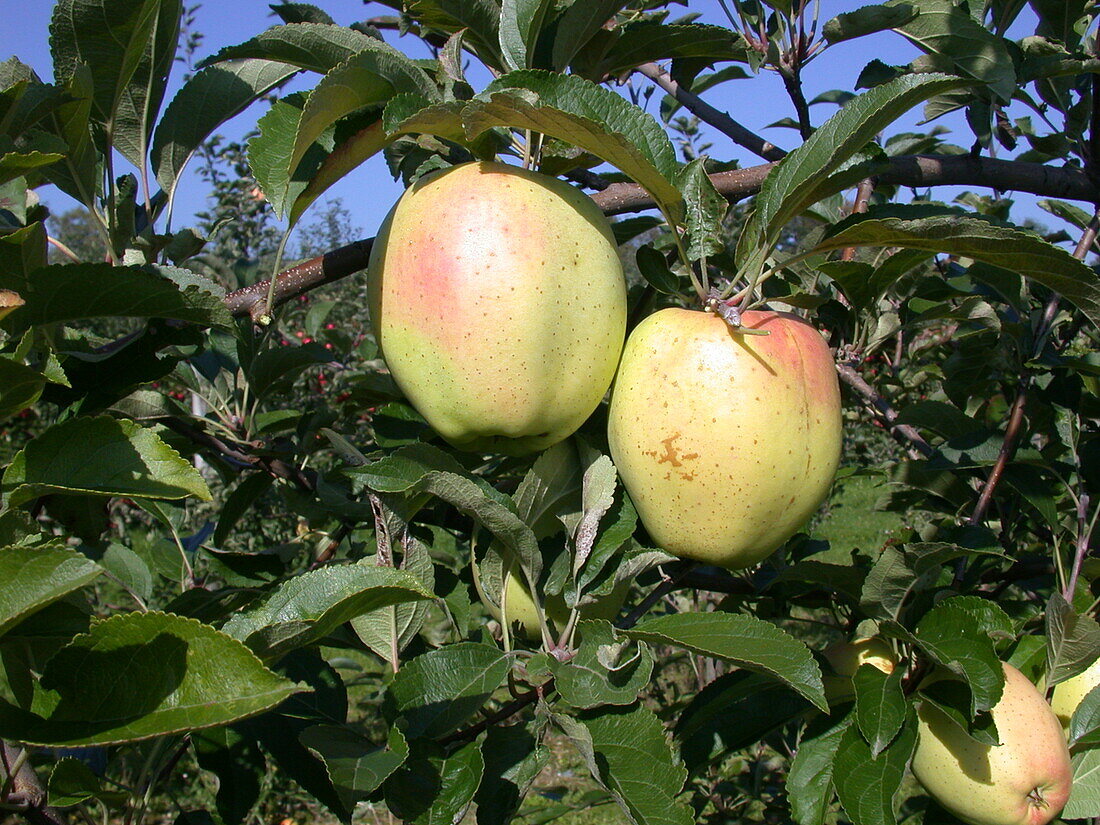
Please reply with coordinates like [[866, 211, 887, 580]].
[[617, 561, 696, 629], [839, 178, 876, 262], [634, 62, 788, 162], [1, 741, 66, 825], [835, 363, 935, 459], [778, 66, 813, 140], [967, 385, 1027, 528]]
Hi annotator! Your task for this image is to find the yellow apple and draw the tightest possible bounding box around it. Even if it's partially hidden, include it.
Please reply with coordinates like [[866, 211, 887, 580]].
[[607, 308, 842, 569], [367, 161, 627, 455], [822, 637, 896, 704], [912, 663, 1072, 825], [1050, 655, 1100, 730]]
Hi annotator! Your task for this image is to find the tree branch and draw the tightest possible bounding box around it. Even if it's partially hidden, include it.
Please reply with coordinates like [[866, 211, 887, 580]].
[[634, 62, 788, 162], [835, 363, 934, 459], [2, 741, 66, 825]]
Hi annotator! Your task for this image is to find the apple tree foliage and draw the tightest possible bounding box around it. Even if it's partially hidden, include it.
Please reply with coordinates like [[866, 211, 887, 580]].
[[1, 1, 1100, 824]]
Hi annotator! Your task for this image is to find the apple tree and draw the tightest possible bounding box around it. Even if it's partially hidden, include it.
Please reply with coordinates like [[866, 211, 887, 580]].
[[1, 1, 1100, 824]]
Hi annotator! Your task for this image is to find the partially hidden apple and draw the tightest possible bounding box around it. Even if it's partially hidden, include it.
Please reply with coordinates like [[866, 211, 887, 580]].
[[1050, 655, 1100, 730], [367, 161, 627, 455], [822, 636, 896, 704], [912, 662, 1072, 825], [473, 556, 630, 642], [607, 308, 842, 569]]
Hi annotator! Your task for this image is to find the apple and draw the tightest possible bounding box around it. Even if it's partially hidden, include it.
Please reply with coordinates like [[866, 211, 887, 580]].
[[911, 662, 1072, 825], [1050, 655, 1100, 730], [606, 308, 842, 569], [822, 636, 896, 704], [474, 557, 630, 642], [367, 161, 627, 455]]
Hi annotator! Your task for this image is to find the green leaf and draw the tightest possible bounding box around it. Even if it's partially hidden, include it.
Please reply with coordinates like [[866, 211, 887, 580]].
[[1029, 0, 1091, 48], [470, 70, 682, 218], [676, 157, 727, 261], [350, 534, 434, 663], [894, 0, 1016, 101], [385, 739, 484, 825], [213, 473, 274, 547], [822, 3, 918, 43], [388, 643, 511, 739], [500, 0, 555, 71], [918, 679, 999, 746], [1070, 685, 1100, 748], [247, 342, 329, 398], [512, 439, 583, 540], [301, 725, 409, 811], [635, 245, 682, 295], [270, 3, 336, 24], [475, 721, 549, 825], [220, 562, 433, 660], [0, 263, 233, 333], [625, 612, 828, 711], [3, 416, 210, 506], [914, 601, 1005, 716], [551, 1, 632, 70], [152, 58, 298, 198], [674, 670, 810, 775], [350, 443, 544, 585], [0, 545, 100, 638], [0, 358, 45, 420], [1066, 747, 1100, 819], [403, 0, 505, 71], [48, 757, 119, 807], [581, 22, 750, 79], [832, 708, 918, 825], [557, 704, 692, 825], [1047, 591, 1100, 686], [199, 23, 382, 74], [192, 726, 266, 825], [551, 620, 653, 709], [0, 150, 64, 186], [737, 73, 965, 277], [0, 611, 303, 746], [788, 718, 850, 825], [854, 664, 906, 757], [100, 543, 153, 603], [811, 205, 1100, 330]]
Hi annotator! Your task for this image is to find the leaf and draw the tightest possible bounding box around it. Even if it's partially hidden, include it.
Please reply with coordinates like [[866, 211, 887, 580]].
[[676, 157, 727, 261], [1071, 685, 1100, 748], [917, 679, 999, 746], [220, 562, 433, 660], [0, 545, 101, 638], [512, 439, 583, 539], [737, 73, 965, 277], [551, 620, 653, 709], [469, 70, 682, 219], [199, 23, 382, 74], [0, 150, 64, 186], [300, 725, 409, 811], [0, 263, 233, 333], [349, 443, 543, 585], [1063, 742, 1100, 824], [0, 358, 45, 420], [1047, 591, 1100, 686], [499, 0, 555, 71], [572, 453, 617, 573], [388, 643, 511, 739], [894, 0, 1016, 102], [350, 535, 434, 662], [635, 245, 682, 294], [475, 721, 549, 825], [48, 757, 118, 807], [914, 601, 1005, 716], [404, 0, 505, 70], [832, 708, 918, 825], [1029, 0, 1091, 48], [551, 0, 632, 70], [152, 58, 298, 198], [247, 342, 330, 398], [557, 704, 692, 825], [270, 2, 336, 25], [3, 416, 211, 506], [674, 670, 810, 775], [788, 718, 850, 825], [625, 612, 827, 711], [822, 4, 918, 43], [385, 738, 483, 825], [812, 204, 1100, 330], [590, 23, 751, 78], [0, 612, 303, 746], [213, 473, 274, 547], [854, 664, 906, 757], [100, 543, 153, 603]]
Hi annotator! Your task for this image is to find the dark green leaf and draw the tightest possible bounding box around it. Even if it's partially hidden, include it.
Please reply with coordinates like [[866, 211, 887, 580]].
[[551, 620, 653, 709], [3, 416, 210, 506], [100, 543, 153, 603], [918, 679, 999, 746], [788, 718, 850, 825], [499, 0, 555, 71], [221, 562, 433, 660], [823, 4, 918, 43], [214, 473, 274, 547], [388, 643, 511, 739], [915, 601, 1005, 716], [635, 245, 682, 294], [270, 3, 336, 25], [152, 58, 298, 198], [475, 721, 549, 825], [1047, 591, 1100, 686], [0, 358, 45, 420], [854, 664, 906, 757], [626, 611, 827, 711], [48, 758, 116, 807], [0, 545, 100, 638], [676, 157, 726, 261], [0, 611, 303, 746], [385, 738, 483, 825], [832, 708, 918, 825], [300, 725, 409, 810], [199, 24, 382, 74], [192, 726, 266, 825], [551, 1, 632, 70], [590, 23, 750, 78]]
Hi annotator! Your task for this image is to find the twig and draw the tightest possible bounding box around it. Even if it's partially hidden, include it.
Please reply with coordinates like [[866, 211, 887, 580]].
[[635, 62, 788, 162], [835, 363, 934, 459], [839, 178, 876, 262], [1, 741, 66, 825], [46, 236, 81, 264], [1065, 493, 1093, 601], [778, 65, 813, 140], [967, 385, 1027, 529], [617, 561, 696, 629]]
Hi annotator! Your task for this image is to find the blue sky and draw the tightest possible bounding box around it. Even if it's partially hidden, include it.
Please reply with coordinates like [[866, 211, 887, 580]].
[[0, 1, 1062, 254]]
